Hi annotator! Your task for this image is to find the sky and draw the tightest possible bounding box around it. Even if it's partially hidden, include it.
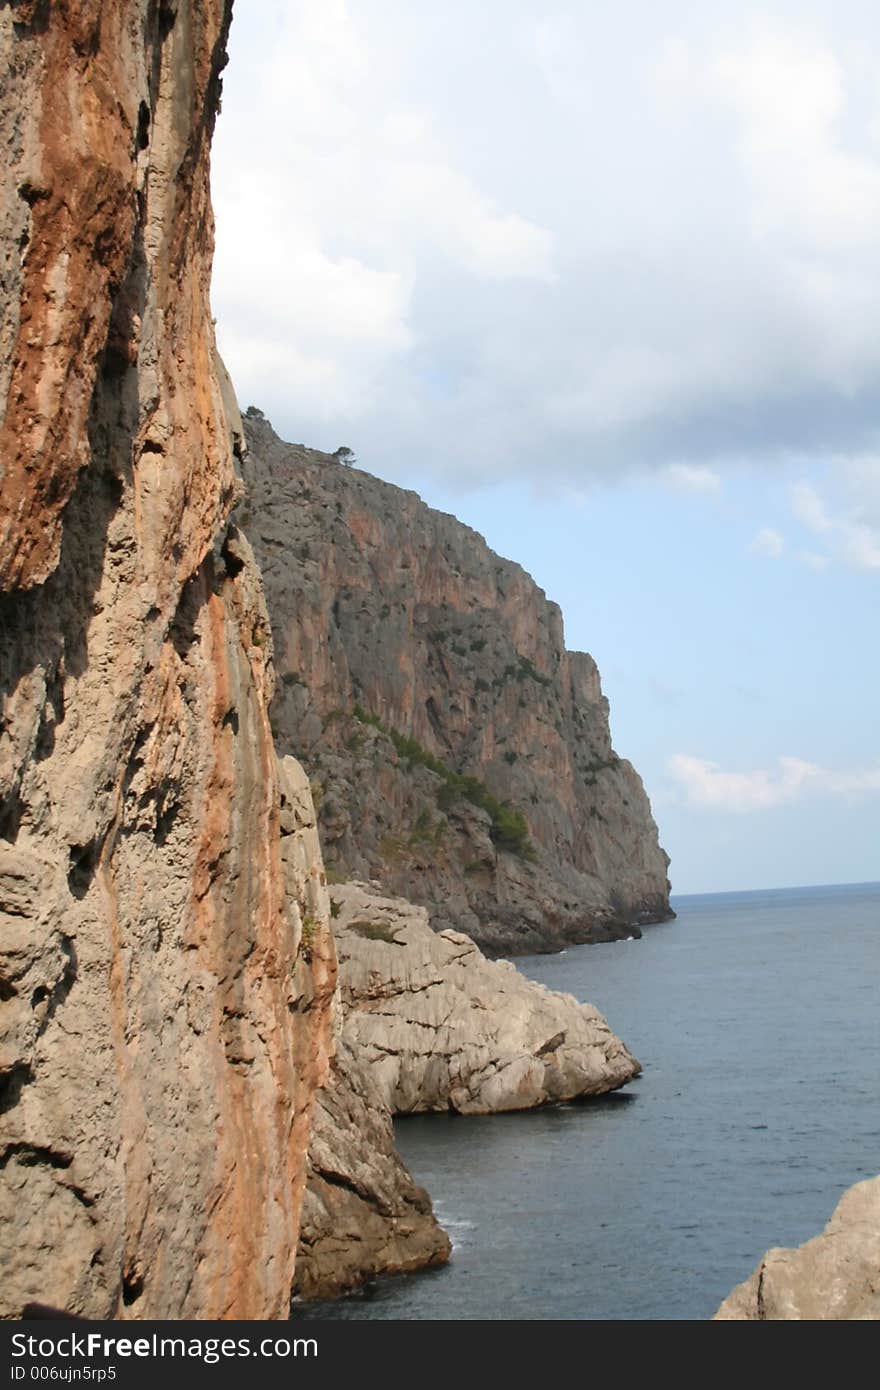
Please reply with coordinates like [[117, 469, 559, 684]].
[[211, 1, 880, 894]]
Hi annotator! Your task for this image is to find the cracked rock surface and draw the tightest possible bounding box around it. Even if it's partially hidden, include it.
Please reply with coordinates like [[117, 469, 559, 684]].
[[715, 1176, 880, 1320]]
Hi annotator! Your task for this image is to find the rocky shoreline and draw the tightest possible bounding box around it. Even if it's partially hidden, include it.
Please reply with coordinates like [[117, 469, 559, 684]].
[[294, 879, 640, 1298], [0, 0, 661, 1315]]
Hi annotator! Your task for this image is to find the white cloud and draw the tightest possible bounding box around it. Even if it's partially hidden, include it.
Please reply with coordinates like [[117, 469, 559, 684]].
[[664, 463, 722, 494], [797, 549, 830, 570], [714, 22, 880, 252], [669, 752, 880, 812], [840, 526, 880, 570], [791, 481, 832, 532], [790, 462, 880, 571], [750, 526, 785, 558], [213, 3, 880, 483], [652, 36, 693, 106], [211, 0, 554, 428]]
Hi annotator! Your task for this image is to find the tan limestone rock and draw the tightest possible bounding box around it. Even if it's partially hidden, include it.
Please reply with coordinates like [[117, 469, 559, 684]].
[[0, 4, 335, 1320], [294, 879, 638, 1299], [293, 1039, 452, 1302], [715, 1177, 880, 1320], [330, 882, 640, 1115]]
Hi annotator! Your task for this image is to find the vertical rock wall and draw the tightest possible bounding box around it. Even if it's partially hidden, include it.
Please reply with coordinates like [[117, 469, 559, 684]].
[[0, 2, 335, 1318]]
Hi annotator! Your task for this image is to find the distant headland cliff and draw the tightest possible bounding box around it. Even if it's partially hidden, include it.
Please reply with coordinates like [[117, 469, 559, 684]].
[[241, 412, 672, 957]]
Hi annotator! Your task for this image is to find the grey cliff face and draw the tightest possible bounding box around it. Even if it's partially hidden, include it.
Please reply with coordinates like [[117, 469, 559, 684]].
[[715, 1176, 880, 1320], [241, 415, 673, 956], [295, 880, 640, 1297]]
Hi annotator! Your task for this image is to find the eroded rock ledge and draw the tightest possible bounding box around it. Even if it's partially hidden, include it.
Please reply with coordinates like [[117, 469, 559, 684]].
[[294, 881, 639, 1298], [715, 1176, 880, 1320]]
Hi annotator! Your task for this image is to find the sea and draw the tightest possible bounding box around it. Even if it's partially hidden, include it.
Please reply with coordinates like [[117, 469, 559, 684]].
[[292, 882, 880, 1320]]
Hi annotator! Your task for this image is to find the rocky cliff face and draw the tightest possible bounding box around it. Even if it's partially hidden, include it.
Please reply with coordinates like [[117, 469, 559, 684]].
[[0, 4, 335, 1319], [242, 416, 672, 955], [715, 1177, 880, 1320], [295, 880, 639, 1297]]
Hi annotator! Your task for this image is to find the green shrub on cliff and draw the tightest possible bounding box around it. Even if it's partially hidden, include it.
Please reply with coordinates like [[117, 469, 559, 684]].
[[299, 912, 318, 961], [352, 706, 536, 861], [516, 655, 553, 687]]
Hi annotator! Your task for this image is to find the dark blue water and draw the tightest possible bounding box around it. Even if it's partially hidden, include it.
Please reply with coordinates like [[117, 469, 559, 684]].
[[294, 883, 880, 1320]]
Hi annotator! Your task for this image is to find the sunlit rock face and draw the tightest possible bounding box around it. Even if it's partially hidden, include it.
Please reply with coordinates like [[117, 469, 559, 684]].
[[0, 3, 335, 1319]]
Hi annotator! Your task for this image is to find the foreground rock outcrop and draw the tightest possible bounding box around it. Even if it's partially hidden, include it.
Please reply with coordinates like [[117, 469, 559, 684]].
[[0, 4, 335, 1319], [715, 1177, 880, 1320], [241, 415, 672, 955], [294, 881, 639, 1296], [293, 1039, 452, 1301]]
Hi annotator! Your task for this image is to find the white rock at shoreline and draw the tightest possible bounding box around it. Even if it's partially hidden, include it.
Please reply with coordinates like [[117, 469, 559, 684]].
[[332, 880, 640, 1115]]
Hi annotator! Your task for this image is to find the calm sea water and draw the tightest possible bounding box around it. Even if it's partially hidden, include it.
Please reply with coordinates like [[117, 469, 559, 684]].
[[293, 882, 880, 1320]]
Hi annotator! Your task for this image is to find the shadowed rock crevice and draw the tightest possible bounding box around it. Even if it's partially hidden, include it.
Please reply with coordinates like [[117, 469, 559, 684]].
[[67, 844, 100, 900], [9, 1, 51, 40], [31, 935, 77, 1037], [121, 1267, 145, 1307], [0, 1062, 33, 1117], [0, 1142, 73, 1173], [0, 433, 132, 816]]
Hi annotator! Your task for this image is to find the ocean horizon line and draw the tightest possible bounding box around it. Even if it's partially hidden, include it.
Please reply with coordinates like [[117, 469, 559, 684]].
[[671, 878, 880, 903]]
